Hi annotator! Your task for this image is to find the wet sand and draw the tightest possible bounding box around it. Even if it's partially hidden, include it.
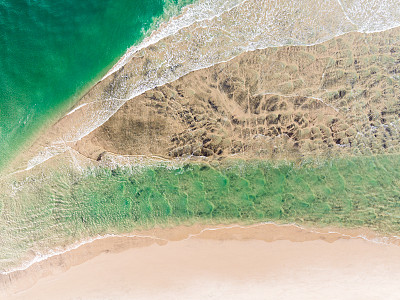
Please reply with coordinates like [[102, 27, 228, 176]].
[[2, 223, 400, 300], [1, 2, 400, 299]]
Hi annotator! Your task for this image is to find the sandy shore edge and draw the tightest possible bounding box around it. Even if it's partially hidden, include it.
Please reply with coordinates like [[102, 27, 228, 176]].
[[1, 222, 399, 299]]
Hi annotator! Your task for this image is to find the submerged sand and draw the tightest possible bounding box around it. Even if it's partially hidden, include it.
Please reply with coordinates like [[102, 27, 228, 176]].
[[2, 223, 400, 299], [7, 26, 400, 174], [1, 7, 399, 300]]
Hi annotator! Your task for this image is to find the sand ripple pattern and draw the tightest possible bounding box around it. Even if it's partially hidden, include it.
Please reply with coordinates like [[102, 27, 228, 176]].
[[25, 0, 400, 170], [2, 156, 400, 273]]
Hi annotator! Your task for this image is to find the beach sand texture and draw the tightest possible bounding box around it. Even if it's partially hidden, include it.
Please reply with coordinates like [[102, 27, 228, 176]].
[[1, 1, 400, 298], [2, 224, 400, 300]]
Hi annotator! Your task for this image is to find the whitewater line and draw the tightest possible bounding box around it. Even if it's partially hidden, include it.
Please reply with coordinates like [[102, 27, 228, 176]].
[[22, 25, 392, 173], [21, 0, 400, 172], [56, 29, 354, 137], [65, 103, 89, 116], [102, 0, 247, 81]]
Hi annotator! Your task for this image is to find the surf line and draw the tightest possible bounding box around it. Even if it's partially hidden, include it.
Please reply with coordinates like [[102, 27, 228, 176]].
[[23, 0, 400, 172]]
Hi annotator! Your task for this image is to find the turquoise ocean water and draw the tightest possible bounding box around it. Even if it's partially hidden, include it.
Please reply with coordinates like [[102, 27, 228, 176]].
[[0, 0, 191, 170], [1, 0, 400, 277]]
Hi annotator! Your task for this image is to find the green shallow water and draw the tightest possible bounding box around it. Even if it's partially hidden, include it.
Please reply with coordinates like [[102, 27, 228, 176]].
[[1, 154, 400, 271], [0, 0, 193, 170]]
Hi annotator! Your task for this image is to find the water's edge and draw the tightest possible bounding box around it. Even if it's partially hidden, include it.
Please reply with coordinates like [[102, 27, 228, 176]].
[[1, 221, 399, 296]]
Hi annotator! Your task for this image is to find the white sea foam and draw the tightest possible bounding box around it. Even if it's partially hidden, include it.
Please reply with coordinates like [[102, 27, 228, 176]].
[[103, 0, 246, 80], [4, 0, 400, 276], [65, 103, 88, 116], [23, 0, 400, 171], [340, 0, 400, 33]]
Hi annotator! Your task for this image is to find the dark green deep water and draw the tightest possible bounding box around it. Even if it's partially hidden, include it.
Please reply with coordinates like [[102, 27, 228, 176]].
[[0, 0, 191, 170]]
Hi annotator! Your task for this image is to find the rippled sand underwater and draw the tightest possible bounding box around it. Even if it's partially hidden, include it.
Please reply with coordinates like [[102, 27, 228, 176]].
[[1, 0, 400, 278], [19, 0, 400, 169], [2, 154, 400, 273]]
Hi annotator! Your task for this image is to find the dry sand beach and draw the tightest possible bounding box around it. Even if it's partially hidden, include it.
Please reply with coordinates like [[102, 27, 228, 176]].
[[2, 1, 400, 298], [2, 223, 400, 299]]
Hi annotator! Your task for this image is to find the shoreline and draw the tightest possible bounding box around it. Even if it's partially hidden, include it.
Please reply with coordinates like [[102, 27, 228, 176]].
[[3, 220, 400, 276], [2, 222, 399, 298], [1, 2, 400, 299]]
